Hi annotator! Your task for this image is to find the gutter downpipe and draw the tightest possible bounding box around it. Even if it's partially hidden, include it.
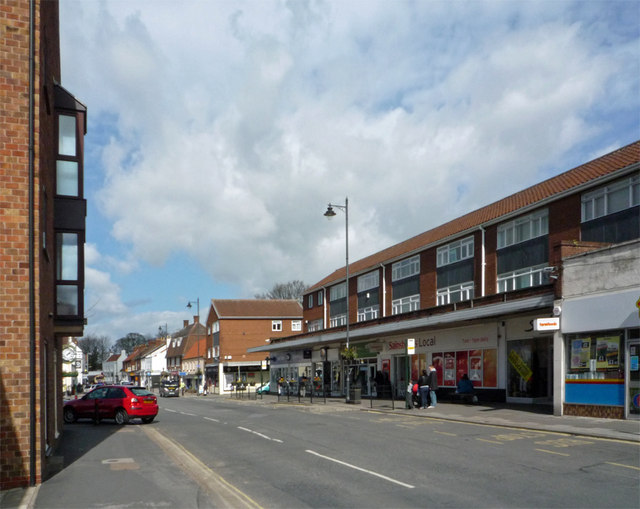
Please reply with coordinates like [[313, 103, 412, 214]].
[[28, 0, 37, 486], [380, 264, 386, 317], [479, 226, 486, 298]]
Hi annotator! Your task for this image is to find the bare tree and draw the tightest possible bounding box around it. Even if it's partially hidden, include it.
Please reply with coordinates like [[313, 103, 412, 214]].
[[255, 280, 308, 302], [78, 334, 112, 371]]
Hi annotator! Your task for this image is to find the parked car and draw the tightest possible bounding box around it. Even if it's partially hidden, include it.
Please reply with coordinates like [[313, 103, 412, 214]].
[[256, 381, 270, 394], [159, 380, 180, 397], [63, 385, 158, 425]]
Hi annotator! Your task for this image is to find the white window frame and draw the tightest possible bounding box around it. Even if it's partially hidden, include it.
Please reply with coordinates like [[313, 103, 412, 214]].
[[497, 264, 549, 293], [272, 320, 282, 332], [307, 294, 314, 308], [317, 291, 324, 306], [330, 313, 347, 328], [212, 321, 219, 333], [437, 237, 474, 267], [357, 271, 379, 293], [307, 319, 323, 332], [391, 294, 420, 315], [330, 282, 347, 301], [497, 209, 548, 249], [436, 282, 475, 306], [357, 305, 379, 322], [392, 255, 420, 282], [291, 320, 302, 332], [581, 174, 639, 222]]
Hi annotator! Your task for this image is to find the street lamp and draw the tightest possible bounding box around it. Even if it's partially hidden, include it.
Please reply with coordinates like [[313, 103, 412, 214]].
[[186, 298, 201, 394], [324, 197, 351, 402]]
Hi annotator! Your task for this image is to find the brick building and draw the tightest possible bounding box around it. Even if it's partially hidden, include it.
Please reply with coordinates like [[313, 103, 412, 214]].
[[253, 142, 639, 418], [205, 299, 303, 392], [1, 0, 87, 489]]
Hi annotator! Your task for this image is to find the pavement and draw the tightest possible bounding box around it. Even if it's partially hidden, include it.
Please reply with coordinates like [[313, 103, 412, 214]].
[[2, 393, 639, 508]]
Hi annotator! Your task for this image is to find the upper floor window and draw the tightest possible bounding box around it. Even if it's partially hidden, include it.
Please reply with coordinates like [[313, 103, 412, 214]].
[[357, 271, 379, 292], [330, 313, 347, 328], [357, 305, 379, 322], [437, 282, 474, 306], [292, 320, 302, 332], [392, 255, 420, 282], [497, 264, 550, 293], [437, 237, 474, 267], [307, 294, 314, 308], [392, 294, 420, 315], [317, 291, 324, 306], [497, 209, 548, 249], [330, 282, 347, 301], [212, 321, 220, 333], [582, 175, 639, 222], [272, 320, 282, 332], [56, 232, 79, 316], [58, 115, 77, 156], [307, 319, 323, 332]]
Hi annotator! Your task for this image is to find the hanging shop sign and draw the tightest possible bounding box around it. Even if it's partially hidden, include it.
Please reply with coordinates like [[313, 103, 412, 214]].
[[407, 338, 415, 356]]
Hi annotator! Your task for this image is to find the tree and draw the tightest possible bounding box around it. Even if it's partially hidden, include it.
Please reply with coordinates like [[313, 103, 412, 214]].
[[255, 280, 308, 302], [78, 334, 111, 371], [112, 333, 148, 355]]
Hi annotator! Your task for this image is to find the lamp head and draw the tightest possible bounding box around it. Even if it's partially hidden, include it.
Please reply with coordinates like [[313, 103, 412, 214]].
[[186, 302, 192, 309], [324, 205, 336, 218]]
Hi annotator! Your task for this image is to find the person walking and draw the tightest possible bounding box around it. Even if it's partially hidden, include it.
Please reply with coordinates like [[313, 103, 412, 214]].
[[418, 370, 430, 409], [427, 364, 438, 408]]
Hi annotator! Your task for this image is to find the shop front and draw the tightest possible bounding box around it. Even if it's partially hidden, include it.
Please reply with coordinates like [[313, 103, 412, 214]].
[[561, 288, 640, 419]]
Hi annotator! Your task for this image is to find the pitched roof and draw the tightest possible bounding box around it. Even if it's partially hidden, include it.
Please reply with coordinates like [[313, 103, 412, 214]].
[[105, 353, 120, 362], [210, 299, 303, 319], [308, 140, 640, 291], [183, 336, 207, 360]]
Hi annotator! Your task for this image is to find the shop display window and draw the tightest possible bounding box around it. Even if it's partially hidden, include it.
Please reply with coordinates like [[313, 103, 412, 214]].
[[566, 331, 624, 381], [432, 348, 497, 388]]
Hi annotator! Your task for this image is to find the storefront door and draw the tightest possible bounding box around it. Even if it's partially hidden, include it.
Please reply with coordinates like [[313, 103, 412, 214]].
[[627, 338, 640, 419], [506, 337, 552, 403]]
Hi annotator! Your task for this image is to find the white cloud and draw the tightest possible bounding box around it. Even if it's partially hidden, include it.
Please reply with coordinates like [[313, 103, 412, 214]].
[[60, 1, 639, 338]]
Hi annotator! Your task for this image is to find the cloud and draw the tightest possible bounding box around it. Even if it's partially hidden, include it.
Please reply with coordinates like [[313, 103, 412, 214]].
[[60, 1, 640, 338]]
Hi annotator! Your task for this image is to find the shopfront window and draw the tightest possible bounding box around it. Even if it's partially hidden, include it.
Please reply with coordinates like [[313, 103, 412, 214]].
[[566, 331, 624, 381], [431, 349, 498, 388]]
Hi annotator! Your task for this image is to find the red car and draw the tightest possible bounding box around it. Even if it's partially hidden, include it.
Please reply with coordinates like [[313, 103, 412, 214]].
[[64, 385, 158, 424]]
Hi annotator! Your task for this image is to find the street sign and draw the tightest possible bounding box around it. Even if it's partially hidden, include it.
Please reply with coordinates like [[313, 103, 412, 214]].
[[407, 338, 415, 355]]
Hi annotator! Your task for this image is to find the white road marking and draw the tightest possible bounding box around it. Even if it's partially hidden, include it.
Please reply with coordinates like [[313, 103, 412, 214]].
[[305, 450, 415, 489], [237, 426, 281, 443], [606, 461, 640, 471], [535, 449, 570, 456], [164, 408, 177, 413], [180, 412, 196, 416], [204, 417, 220, 422]]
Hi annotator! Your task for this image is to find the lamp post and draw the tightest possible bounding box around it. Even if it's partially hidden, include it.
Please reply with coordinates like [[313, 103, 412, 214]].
[[186, 298, 200, 394], [324, 197, 351, 402]]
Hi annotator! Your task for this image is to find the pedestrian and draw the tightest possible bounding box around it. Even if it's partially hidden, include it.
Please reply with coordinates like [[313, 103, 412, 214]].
[[418, 369, 430, 409], [405, 379, 414, 410], [427, 364, 438, 408], [180, 379, 185, 396]]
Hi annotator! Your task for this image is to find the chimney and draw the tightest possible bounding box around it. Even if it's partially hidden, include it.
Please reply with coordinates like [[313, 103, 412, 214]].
[[183, 320, 189, 327], [194, 315, 199, 324]]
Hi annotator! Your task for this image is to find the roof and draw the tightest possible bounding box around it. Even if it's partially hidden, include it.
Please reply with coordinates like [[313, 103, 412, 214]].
[[183, 337, 207, 360], [307, 140, 640, 291], [210, 299, 303, 319], [105, 354, 120, 362]]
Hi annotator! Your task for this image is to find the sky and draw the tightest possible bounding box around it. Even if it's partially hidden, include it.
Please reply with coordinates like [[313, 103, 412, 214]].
[[58, 0, 640, 343]]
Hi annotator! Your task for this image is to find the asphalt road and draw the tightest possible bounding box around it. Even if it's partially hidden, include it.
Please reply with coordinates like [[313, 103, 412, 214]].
[[147, 396, 639, 508]]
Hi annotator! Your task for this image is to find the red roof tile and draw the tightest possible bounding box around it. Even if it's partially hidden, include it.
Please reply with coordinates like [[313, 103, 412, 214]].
[[211, 299, 303, 318]]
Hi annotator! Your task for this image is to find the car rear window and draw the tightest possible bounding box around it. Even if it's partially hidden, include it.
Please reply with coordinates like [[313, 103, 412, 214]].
[[130, 388, 154, 396]]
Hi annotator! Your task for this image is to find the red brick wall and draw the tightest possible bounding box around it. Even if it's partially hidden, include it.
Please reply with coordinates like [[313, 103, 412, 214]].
[[220, 318, 302, 361], [0, 0, 61, 490]]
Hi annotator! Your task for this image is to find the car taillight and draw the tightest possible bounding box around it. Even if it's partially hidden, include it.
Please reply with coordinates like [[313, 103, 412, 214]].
[[131, 397, 139, 403]]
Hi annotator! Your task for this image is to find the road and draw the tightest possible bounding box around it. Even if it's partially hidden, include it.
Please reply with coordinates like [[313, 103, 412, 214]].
[[144, 395, 639, 508]]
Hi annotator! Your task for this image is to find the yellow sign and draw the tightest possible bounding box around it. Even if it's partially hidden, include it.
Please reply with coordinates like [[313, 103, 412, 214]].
[[508, 350, 532, 381], [407, 338, 415, 356]]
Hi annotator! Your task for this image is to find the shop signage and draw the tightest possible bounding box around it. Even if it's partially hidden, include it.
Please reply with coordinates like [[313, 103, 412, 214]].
[[508, 350, 532, 381], [407, 338, 415, 355], [533, 317, 560, 331]]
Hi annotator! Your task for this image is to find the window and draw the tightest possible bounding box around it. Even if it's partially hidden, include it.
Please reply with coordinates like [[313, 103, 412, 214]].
[[317, 291, 323, 306], [330, 313, 346, 328], [582, 175, 639, 221], [392, 255, 420, 281], [272, 320, 282, 332], [437, 237, 474, 267], [56, 232, 79, 316], [437, 282, 474, 305], [56, 160, 79, 197], [212, 321, 219, 333], [58, 115, 77, 156], [357, 271, 379, 292], [497, 264, 550, 292], [307, 319, 323, 332], [497, 209, 548, 249], [308, 294, 314, 308], [330, 283, 347, 301], [357, 305, 379, 322], [392, 294, 419, 315], [292, 320, 302, 332]]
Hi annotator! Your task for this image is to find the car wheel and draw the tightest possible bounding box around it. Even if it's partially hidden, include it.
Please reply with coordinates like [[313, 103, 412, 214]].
[[141, 416, 155, 424], [63, 407, 76, 424], [114, 408, 129, 425]]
